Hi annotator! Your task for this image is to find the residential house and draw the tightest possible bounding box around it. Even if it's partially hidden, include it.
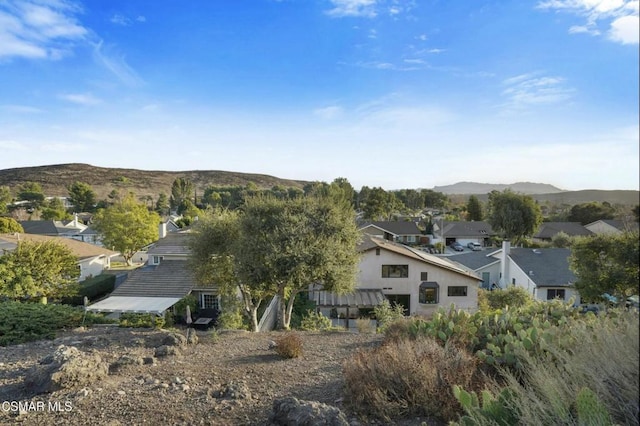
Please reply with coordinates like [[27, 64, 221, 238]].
[[584, 219, 639, 235], [532, 222, 593, 242], [310, 234, 481, 323], [433, 220, 496, 248], [449, 250, 502, 290], [87, 228, 200, 315], [358, 220, 427, 246], [0, 233, 118, 281], [471, 241, 579, 305], [20, 216, 103, 246]]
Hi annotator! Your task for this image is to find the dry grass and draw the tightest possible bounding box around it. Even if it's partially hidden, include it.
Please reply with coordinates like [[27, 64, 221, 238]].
[[275, 332, 304, 359], [355, 318, 375, 334], [494, 311, 639, 425], [343, 337, 486, 423]]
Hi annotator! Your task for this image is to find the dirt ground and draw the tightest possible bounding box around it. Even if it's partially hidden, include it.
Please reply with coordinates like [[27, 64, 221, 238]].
[[0, 326, 440, 426]]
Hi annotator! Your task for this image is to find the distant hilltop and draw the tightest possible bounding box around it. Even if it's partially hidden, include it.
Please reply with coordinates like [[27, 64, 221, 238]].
[[433, 181, 564, 195]]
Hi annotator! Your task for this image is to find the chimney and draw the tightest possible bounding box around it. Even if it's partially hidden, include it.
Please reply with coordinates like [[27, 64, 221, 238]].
[[158, 222, 167, 239], [73, 213, 78, 228], [499, 240, 511, 288]]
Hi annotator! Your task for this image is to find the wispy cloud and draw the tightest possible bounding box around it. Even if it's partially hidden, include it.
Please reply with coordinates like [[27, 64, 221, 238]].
[[58, 92, 102, 105], [92, 40, 144, 87], [0, 140, 28, 151], [0, 0, 88, 60], [325, 0, 378, 18], [1, 104, 43, 113], [313, 105, 344, 119], [537, 0, 639, 44], [110, 13, 147, 26], [501, 72, 575, 110]]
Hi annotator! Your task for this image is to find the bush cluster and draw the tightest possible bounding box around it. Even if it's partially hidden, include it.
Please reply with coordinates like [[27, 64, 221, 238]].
[[299, 310, 332, 331], [275, 333, 303, 359], [61, 273, 116, 306], [119, 313, 165, 328], [0, 301, 114, 346]]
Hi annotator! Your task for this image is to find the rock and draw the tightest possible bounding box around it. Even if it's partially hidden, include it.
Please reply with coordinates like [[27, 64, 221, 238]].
[[216, 381, 251, 400], [187, 330, 199, 345], [24, 345, 109, 394], [109, 354, 144, 372], [268, 340, 278, 350], [154, 345, 180, 357], [162, 332, 187, 347], [143, 357, 157, 365], [269, 397, 349, 426]]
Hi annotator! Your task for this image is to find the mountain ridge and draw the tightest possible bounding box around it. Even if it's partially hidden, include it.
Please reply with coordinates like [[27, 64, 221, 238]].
[[433, 181, 564, 195]]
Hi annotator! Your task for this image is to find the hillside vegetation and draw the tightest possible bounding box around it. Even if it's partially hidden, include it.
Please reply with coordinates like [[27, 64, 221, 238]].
[[0, 163, 308, 201]]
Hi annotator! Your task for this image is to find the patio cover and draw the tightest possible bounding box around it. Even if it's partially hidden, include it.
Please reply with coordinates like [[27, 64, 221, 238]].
[[86, 296, 181, 315], [311, 289, 386, 307]]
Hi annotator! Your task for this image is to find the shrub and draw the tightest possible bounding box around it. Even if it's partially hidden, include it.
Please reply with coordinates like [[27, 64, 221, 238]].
[[61, 274, 116, 306], [275, 333, 303, 359], [355, 318, 375, 334], [373, 299, 406, 331], [343, 338, 484, 422], [0, 301, 114, 346], [299, 310, 332, 331], [119, 313, 165, 328], [480, 286, 533, 312]]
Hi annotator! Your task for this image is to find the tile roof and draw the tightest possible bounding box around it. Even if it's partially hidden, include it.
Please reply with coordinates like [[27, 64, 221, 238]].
[[509, 248, 576, 287], [0, 233, 118, 260], [110, 260, 195, 298]]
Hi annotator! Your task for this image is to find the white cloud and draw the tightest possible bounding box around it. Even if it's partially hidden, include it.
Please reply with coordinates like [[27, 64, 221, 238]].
[[58, 92, 102, 105], [0, 140, 28, 150], [501, 72, 575, 110], [1, 104, 43, 113], [609, 14, 639, 43], [0, 0, 88, 59], [110, 14, 130, 26], [325, 0, 378, 18], [537, 0, 639, 44], [92, 40, 144, 87], [313, 105, 344, 119]]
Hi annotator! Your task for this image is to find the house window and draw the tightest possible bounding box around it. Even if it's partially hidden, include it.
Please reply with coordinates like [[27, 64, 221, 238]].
[[419, 282, 439, 304], [153, 255, 164, 265], [547, 289, 566, 301], [420, 272, 428, 281], [375, 248, 380, 256], [382, 265, 409, 278], [447, 286, 468, 297], [200, 293, 220, 310]]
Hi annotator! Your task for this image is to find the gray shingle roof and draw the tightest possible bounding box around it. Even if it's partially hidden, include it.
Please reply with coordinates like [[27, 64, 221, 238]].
[[358, 221, 422, 236], [533, 222, 593, 239], [19, 220, 60, 235], [509, 248, 576, 287], [147, 232, 192, 256], [441, 221, 496, 237], [450, 251, 500, 271], [110, 260, 195, 298]]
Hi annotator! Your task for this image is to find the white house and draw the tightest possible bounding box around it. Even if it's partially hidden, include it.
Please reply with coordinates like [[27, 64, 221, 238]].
[[311, 234, 481, 321]]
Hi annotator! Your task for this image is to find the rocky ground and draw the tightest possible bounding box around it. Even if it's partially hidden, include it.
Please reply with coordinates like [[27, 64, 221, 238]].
[[0, 326, 442, 426]]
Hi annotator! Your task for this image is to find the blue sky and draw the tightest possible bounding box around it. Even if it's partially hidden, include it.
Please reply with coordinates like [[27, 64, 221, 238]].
[[1, 0, 638, 191]]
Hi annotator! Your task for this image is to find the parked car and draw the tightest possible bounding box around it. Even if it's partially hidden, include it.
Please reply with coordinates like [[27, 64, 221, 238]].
[[450, 242, 464, 252], [467, 242, 482, 251]]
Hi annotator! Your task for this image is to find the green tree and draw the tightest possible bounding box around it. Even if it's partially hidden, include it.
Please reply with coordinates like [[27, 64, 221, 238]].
[[569, 232, 639, 306], [487, 190, 542, 245], [0, 217, 23, 233], [551, 231, 573, 248], [170, 177, 195, 211], [155, 193, 170, 215], [0, 240, 79, 303], [466, 195, 483, 221], [67, 181, 97, 213], [189, 209, 271, 332], [40, 197, 71, 220], [422, 189, 448, 209], [17, 182, 45, 208], [93, 194, 161, 265], [567, 202, 615, 225], [0, 186, 12, 214], [240, 195, 360, 330], [362, 187, 402, 220]]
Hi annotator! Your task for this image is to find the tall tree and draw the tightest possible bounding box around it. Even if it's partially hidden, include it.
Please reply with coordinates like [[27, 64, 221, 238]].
[[170, 177, 195, 211], [487, 190, 542, 245], [40, 197, 71, 220], [0, 217, 23, 233], [155, 193, 170, 215], [569, 232, 639, 306], [17, 182, 45, 208], [67, 181, 97, 213], [93, 194, 160, 265], [0, 240, 79, 303], [567, 202, 615, 225], [239, 195, 360, 330], [189, 209, 272, 332], [465, 195, 483, 221], [362, 187, 402, 220], [0, 186, 11, 214]]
